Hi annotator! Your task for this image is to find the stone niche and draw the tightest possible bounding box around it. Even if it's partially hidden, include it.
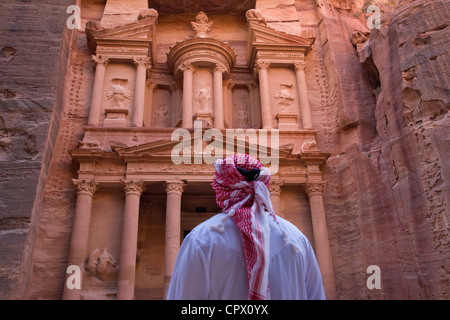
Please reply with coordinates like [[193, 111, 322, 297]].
[[102, 63, 136, 127], [268, 67, 300, 130]]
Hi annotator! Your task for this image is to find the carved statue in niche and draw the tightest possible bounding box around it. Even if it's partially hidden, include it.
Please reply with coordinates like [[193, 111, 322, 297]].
[[274, 84, 295, 111], [191, 11, 213, 38], [195, 85, 211, 112], [234, 102, 249, 127], [153, 105, 168, 126], [86, 248, 118, 283], [106, 80, 130, 109]]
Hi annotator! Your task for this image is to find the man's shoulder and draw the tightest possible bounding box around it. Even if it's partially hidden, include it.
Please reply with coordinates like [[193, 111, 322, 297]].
[[184, 213, 243, 250]]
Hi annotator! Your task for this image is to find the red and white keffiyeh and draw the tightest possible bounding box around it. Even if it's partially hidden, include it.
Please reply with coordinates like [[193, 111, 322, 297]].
[[211, 154, 277, 300]]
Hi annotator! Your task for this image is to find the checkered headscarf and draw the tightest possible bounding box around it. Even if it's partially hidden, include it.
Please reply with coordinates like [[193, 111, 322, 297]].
[[211, 154, 276, 300]]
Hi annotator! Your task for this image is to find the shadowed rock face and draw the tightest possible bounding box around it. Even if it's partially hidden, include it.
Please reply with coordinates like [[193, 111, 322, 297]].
[[148, 0, 256, 14]]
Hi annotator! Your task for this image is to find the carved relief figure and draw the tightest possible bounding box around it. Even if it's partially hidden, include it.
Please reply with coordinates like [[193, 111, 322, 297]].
[[195, 85, 211, 112], [234, 102, 249, 127], [86, 248, 118, 282], [274, 85, 295, 111], [245, 9, 267, 25], [153, 105, 168, 126], [191, 11, 213, 38], [106, 84, 130, 108]]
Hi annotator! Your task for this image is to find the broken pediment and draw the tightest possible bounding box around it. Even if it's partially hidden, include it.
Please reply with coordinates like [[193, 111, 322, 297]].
[[85, 8, 158, 62], [246, 11, 316, 67]]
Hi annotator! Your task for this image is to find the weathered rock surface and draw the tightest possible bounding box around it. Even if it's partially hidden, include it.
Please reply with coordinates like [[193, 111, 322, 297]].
[[0, 0, 75, 299], [318, 0, 449, 299]]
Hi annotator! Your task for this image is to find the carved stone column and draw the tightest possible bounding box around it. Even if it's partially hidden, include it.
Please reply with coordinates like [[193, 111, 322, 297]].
[[144, 80, 156, 127], [116, 179, 144, 300], [88, 54, 109, 126], [268, 180, 283, 218], [132, 56, 151, 127], [294, 61, 313, 130], [181, 63, 194, 129], [62, 179, 98, 300], [163, 180, 185, 298], [225, 80, 235, 128], [213, 64, 226, 130], [305, 181, 336, 299], [255, 61, 272, 129]]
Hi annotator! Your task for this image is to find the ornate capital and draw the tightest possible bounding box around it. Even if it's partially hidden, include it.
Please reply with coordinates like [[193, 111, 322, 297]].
[[254, 60, 271, 72], [92, 54, 109, 65], [247, 80, 257, 90], [165, 181, 185, 195], [73, 179, 98, 195], [305, 181, 327, 196], [133, 56, 151, 69], [179, 62, 195, 72], [268, 180, 283, 195], [294, 61, 307, 71], [121, 179, 144, 195], [214, 63, 227, 74]]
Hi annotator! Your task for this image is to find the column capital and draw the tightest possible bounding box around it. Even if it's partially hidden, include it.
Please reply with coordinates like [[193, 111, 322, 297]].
[[146, 79, 157, 90], [214, 63, 227, 74], [294, 61, 308, 71], [268, 180, 283, 195], [247, 80, 257, 90], [179, 62, 195, 72], [121, 179, 145, 195], [254, 60, 271, 72], [133, 56, 151, 69], [305, 181, 327, 196], [73, 179, 98, 196], [164, 181, 185, 195], [227, 79, 235, 90], [92, 54, 109, 65]]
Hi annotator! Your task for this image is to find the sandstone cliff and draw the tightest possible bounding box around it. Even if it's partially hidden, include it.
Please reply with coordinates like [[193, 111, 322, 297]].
[[319, 0, 449, 299]]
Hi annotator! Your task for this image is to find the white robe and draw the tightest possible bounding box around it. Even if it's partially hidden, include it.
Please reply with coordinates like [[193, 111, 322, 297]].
[[166, 213, 326, 300]]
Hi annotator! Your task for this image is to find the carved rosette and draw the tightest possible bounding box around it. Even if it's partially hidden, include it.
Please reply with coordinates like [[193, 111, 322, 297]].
[[121, 179, 145, 195], [305, 181, 327, 196], [165, 181, 185, 195], [73, 179, 98, 196]]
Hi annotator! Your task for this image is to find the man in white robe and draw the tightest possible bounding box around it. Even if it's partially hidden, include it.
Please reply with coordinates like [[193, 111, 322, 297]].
[[167, 154, 326, 300]]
